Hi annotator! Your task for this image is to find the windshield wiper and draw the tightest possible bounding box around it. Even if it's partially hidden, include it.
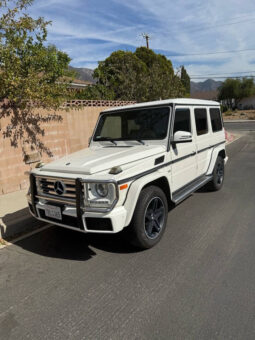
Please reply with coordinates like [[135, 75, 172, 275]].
[[95, 137, 117, 145]]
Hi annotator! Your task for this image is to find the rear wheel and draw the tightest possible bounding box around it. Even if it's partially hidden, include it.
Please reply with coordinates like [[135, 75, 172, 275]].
[[128, 186, 168, 249], [207, 155, 224, 191]]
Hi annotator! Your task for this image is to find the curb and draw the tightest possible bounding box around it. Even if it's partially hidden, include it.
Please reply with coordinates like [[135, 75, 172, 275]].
[[0, 207, 46, 241], [225, 130, 235, 144], [226, 135, 241, 145], [224, 120, 255, 123], [0, 224, 51, 249]]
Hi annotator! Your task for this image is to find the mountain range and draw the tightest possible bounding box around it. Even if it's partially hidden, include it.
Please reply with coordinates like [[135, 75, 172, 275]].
[[69, 66, 96, 83], [190, 79, 222, 94], [70, 66, 222, 96]]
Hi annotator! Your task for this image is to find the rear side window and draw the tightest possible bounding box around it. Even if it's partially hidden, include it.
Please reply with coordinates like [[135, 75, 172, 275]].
[[210, 108, 223, 132], [173, 109, 191, 134], [194, 108, 208, 136]]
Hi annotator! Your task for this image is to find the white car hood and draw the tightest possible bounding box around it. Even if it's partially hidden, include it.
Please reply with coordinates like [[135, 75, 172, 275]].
[[41, 145, 166, 175]]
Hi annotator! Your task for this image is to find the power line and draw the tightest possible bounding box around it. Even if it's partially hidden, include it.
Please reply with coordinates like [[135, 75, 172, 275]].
[[190, 71, 255, 77], [186, 17, 255, 33], [169, 48, 255, 57], [165, 14, 255, 37], [190, 75, 255, 79]]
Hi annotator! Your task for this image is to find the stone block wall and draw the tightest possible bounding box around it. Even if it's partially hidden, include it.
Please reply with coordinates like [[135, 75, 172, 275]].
[[0, 100, 135, 194]]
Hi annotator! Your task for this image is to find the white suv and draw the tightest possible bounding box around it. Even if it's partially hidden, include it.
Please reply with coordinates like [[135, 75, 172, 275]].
[[27, 98, 227, 249]]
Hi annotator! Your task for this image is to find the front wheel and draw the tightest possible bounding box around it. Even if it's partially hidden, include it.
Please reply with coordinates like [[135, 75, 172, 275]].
[[207, 155, 224, 191], [128, 186, 168, 249]]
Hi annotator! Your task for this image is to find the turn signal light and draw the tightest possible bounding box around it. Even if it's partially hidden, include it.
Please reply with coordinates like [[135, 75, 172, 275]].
[[120, 184, 128, 190]]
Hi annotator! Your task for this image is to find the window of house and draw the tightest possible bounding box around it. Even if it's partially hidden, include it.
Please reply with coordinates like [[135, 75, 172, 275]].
[[210, 108, 223, 132], [194, 108, 208, 136], [173, 109, 191, 134]]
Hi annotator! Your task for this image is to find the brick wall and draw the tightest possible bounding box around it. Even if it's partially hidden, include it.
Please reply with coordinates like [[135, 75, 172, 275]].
[[0, 101, 135, 194]]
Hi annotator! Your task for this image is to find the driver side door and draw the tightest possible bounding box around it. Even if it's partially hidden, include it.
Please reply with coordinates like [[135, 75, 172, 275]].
[[170, 107, 197, 192]]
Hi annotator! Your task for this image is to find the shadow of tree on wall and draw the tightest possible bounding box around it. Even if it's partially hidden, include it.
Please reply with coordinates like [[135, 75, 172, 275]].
[[0, 100, 63, 159]]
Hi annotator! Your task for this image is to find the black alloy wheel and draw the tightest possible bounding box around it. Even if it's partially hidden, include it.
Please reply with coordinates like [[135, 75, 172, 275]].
[[144, 197, 165, 239], [128, 185, 168, 249]]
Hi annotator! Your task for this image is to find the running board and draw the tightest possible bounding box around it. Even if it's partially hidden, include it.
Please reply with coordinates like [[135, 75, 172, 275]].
[[172, 175, 213, 205]]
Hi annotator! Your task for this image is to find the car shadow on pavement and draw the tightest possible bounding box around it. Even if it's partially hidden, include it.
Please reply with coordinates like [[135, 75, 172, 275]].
[[13, 225, 140, 262], [1, 207, 48, 242]]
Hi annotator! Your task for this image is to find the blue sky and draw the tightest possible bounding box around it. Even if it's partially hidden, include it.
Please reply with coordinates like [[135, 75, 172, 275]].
[[30, 0, 255, 81]]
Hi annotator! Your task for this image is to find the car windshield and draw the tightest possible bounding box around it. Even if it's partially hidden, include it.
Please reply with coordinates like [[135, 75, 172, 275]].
[[93, 107, 170, 141]]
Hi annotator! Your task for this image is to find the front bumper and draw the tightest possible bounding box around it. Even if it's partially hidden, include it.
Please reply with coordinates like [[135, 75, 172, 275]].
[[28, 198, 127, 234], [28, 174, 127, 234]]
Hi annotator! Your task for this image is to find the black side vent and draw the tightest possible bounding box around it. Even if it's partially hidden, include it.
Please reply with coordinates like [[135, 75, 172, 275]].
[[154, 156, 165, 165], [85, 218, 113, 231]]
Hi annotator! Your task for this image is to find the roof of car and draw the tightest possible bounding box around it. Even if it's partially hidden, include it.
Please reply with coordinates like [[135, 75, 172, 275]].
[[103, 98, 220, 112]]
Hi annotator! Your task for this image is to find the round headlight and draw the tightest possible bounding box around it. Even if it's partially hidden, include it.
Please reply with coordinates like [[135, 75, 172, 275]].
[[95, 183, 108, 197]]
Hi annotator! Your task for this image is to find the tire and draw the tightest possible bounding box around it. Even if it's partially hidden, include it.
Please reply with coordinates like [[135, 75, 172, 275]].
[[207, 155, 224, 191], [128, 185, 168, 249]]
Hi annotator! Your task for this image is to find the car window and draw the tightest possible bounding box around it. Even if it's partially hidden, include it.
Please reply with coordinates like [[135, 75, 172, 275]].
[[94, 107, 170, 141], [173, 108, 191, 134], [210, 108, 223, 132], [194, 108, 208, 136], [100, 116, 122, 138]]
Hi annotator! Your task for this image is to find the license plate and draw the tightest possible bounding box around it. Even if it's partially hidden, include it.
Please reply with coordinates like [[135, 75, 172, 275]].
[[45, 205, 62, 220]]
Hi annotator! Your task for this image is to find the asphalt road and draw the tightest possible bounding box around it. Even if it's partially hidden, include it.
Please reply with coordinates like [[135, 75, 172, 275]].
[[224, 120, 255, 131], [1, 128, 255, 339]]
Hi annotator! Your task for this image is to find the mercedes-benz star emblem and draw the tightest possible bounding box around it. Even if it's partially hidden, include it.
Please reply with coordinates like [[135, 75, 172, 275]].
[[54, 181, 66, 195]]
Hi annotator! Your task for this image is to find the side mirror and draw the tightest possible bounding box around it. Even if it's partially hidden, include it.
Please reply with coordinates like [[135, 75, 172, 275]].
[[173, 131, 192, 143]]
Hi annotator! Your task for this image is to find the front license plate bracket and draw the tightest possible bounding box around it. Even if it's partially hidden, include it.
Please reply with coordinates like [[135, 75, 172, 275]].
[[44, 205, 62, 220]]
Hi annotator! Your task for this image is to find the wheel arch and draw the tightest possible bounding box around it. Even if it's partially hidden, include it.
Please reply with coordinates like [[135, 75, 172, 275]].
[[218, 149, 226, 159], [143, 177, 172, 211], [206, 146, 226, 175], [123, 173, 172, 227]]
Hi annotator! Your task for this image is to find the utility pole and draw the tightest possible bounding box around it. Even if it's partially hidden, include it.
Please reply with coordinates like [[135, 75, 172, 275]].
[[142, 33, 150, 49]]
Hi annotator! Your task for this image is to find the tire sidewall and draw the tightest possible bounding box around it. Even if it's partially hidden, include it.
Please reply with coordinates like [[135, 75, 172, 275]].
[[130, 185, 168, 249], [212, 156, 224, 190]]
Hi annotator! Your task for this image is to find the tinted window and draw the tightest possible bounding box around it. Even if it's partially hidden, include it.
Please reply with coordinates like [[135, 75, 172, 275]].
[[210, 108, 223, 132], [195, 108, 208, 136], [94, 107, 170, 141], [173, 109, 191, 134]]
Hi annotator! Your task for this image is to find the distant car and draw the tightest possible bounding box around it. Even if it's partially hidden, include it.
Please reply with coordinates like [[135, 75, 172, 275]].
[[27, 98, 227, 249]]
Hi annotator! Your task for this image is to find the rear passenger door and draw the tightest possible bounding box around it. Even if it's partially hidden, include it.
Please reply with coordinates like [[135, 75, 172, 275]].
[[209, 107, 224, 144], [170, 107, 197, 192], [194, 107, 211, 176]]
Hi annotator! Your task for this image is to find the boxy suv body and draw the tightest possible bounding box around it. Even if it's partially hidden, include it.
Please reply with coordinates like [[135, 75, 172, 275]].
[[27, 98, 228, 249]]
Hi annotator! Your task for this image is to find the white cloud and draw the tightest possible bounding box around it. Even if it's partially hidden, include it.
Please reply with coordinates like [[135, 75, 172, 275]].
[[29, 0, 255, 79]]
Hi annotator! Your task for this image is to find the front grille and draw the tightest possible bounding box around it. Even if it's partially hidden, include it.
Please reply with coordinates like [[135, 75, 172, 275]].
[[36, 176, 77, 205]]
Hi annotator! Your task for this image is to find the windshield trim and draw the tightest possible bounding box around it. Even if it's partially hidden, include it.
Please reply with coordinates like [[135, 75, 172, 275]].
[[92, 105, 171, 142]]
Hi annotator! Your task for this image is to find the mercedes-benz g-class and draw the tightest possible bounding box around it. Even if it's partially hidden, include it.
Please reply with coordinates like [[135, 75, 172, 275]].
[[27, 99, 227, 249]]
